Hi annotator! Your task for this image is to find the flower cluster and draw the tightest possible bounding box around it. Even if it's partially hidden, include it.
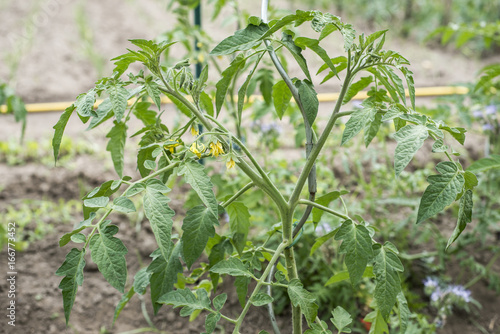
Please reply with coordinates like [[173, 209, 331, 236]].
[[188, 139, 236, 170], [423, 276, 475, 327]]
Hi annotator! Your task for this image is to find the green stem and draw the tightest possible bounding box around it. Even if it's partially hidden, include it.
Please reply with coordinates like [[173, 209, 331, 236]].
[[288, 69, 353, 209], [232, 241, 290, 333], [298, 199, 351, 220], [221, 182, 255, 208]]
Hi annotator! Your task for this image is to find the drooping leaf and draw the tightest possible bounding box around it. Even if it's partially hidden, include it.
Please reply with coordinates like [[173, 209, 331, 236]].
[[200, 91, 214, 117], [364, 112, 383, 147], [59, 213, 96, 247], [340, 24, 356, 51], [278, 32, 311, 81], [147, 242, 183, 314], [144, 78, 162, 110], [210, 23, 268, 56], [209, 257, 252, 277], [296, 79, 319, 125], [234, 276, 251, 307], [467, 154, 500, 173], [113, 287, 135, 325], [417, 161, 465, 224], [343, 76, 373, 104], [181, 205, 218, 268], [55, 248, 86, 325], [215, 54, 246, 116], [439, 125, 467, 145], [237, 53, 264, 125], [287, 278, 319, 326], [106, 82, 128, 122], [396, 292, 410, 334], [341, 101, 378, 145], [365, 310, 389, 334], [212, 293, 227, 311], [143, 183, 175, 260], [463, 171, 478, 190], [446, 189, 473, 250], [295, 37, 337, 78], [335, 220, 373, 286], [89, 224, 128, 293], [310, 229, 339, 256], [226, 202, 250, 255], [205, 312, 221, 334], [272, 79, 292, 119], [178, 160, 218, 218], [52, 105, 75, 163], [260, 10, 315, 40], [393, 124, 429, 177], [106, 121, 127, 178], [331, 306, 353, 333], [372, 243, 404, 320], [400, 67, 415, 110], [380, 66, 406, 106], [133, 101, 157, 126]]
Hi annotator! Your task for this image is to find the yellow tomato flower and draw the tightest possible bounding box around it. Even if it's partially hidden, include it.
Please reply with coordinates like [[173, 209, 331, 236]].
[[226, 157, 236, 169], [191, 125, 199, 136], [189, 142, 205, 158], [164, 140, 180, 153], [209, 141, 224, 157]]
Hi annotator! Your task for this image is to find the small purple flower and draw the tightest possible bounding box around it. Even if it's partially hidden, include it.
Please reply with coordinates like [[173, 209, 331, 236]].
[[447, 285, 471, 302], [472, 110, 484, 118], [431, 288, 443, 302], [485, 104, 497, 115], [482, 123, 494, 131], [423, 277, 439, 288]]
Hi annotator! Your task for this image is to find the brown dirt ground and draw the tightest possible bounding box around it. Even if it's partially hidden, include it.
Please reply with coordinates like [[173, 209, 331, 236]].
[[1, 0, 500, 334]]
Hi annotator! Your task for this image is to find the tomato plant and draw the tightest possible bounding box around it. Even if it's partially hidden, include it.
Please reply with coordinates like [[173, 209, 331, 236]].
[[53, 2, 478, 333]]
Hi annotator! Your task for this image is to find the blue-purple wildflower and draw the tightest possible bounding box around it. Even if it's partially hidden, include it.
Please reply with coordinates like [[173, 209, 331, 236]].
[[485, 104, 497, 115]]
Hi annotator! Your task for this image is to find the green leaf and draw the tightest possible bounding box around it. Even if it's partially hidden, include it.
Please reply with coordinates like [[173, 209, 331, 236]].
[[296, 79, 319, 125], [75, 88, 96, 117], [133, 101, 157, 126], [55, 248, 86, 325], [310, 229, 339, 256], [143, 184, 175, 261], [133, 267, 152, 295], [215, 54, 246, 116], [396, 292, 410, 334], [210, 23, 268, 56], [340, 24, 356, 51], [463, 171, 478, 190], [226, 202, 250, 255], [158, 288, 211, 311], [467, 154, 500, 173], [335, 220, 373, 286], [295, 37, 337, 78], [181, 205, 218, 269], [278, 32, 311, 81], [89, 224, 128, 292], [234, 276, 250, 307], [364, 112, 383, 147], [372, 243, 404, 320], [260, 10, 315, 40], [251, 293, 274, 306], [380, 66, 406, 106], [343, 76, 373, 104], [71, 234, 86, 243], [59, 213, 96, 247], [237, 54, 264, 125], [287, 278, 318, 326], [212, 293, 227, 311], [205, 312, 221, 334], [272, 80, 292, 119], [393, 124, 429, 177], [111, 196, 136, 213], [126, 183, 146, 197], [52, 105, 75, 163], [439, 125, 466, 145], [417, 161, 465, 224], [325, 266, 374, 286], [400, 67, 415, 110], [83, 196, 109, 208], [178, 160, 218, 218], [341, 101, 378, 145], [113, 287, 135, 325], [446, 189, 473, 250], [209, 257, 252, 277], [331, 306, 353, 333], [107, 82, 128, 122], [200, 91, 214, 117], [106, 121, 127, 178], [144, 78, 162, 110], [163, 92, 192, 117], [312, 190, 348, 225], [365, 310, 389, 334], [148, 242, 183, 314], [432, 138, 449, 153]]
